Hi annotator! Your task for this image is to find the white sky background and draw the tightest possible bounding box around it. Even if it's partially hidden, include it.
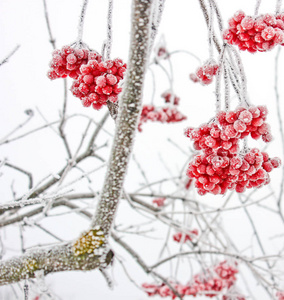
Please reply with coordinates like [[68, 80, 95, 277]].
[[0, 0, 284, 299]]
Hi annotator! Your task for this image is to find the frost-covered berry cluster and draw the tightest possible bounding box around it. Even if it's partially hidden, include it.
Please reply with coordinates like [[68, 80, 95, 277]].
[[223, 11, 284, 53], [142, 261, 240, 299], [216, 105, 272, 142], [190, 61, 219, 85], [173, 229, 198, 243], [47, 46, 126, 110], [138, 104, 187, 132], [47, 46, 91, 80], [71, 57, 126, 110], [185, 106, 281, 195]]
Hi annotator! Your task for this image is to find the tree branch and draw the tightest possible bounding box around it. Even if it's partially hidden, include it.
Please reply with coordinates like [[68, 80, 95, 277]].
[[91, 0, 154, 235]]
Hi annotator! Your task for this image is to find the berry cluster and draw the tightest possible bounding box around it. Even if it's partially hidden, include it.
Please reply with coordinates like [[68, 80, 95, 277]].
[[277, 291, 284, 300], [47, 46, 92, 80], [190, 62, 219, 85], [173, 229, 198, 243], [161, 91, 180, 105], [185, 106, 281, 195], [138, 105, 187, 132], [47, 46, 126, 110], [152, 197, 166, 207], [71, 58, 126, 110], [223, 11, 284, 53], [142, 261, 238, 299], [216, 105, 272, 142]]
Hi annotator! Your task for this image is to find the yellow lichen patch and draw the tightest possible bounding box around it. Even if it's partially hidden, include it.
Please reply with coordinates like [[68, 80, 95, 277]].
[[72, 227, 105, 257], [24, 258, 38, 273]]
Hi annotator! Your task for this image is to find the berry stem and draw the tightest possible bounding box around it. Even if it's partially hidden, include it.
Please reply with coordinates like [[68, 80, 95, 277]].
[[276, 0, 282, 14], [106, 0, 113, 60], [208, 0, 214, 59], [215, 45, 226, 112], [228, 45, 250, 108], [77, 0, 89, 45], [224, 65, 230, 111], [254, 0, 261, 16]]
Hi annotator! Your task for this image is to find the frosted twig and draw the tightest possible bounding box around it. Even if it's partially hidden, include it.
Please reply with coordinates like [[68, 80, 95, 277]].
[[24, 281, 28, 300], [87, 111, 109, 150], [228, 45, 250, 107], [167, 138, 189, 156], [224, 65, 230, 111], [211, 0, 223, 32], [115, 256, 143, 290], [57, 120, 92, 186], [274, 47, 284, 221], [0, 45, 20, 67], [276, 0, 282, 14], [0, 120, 60, 146], [112, 231, 182, 299], [36, 107, 59, 136], [34, 223, 63, 241], [1, 161, 33, 189], [0, 112, 34, 145], [168, 50, 201, 64], [54, 163, 107, 195], [133, 155, 154, 193], [154, 60, 174, 92], [77, 0, 89, 45], [254, 0, 262, 16], [106, 0, 113, 60], [0, 198, 44, 212], [238, 195, 276, 286], [198, 0, 222, 53], [208, 0, 214, 59], [58, 79, 72, 158], [42, 0, 56, 49], [215, 44, 226, 112], [148, 67, 156, 105], [148, 0, 166, 58]]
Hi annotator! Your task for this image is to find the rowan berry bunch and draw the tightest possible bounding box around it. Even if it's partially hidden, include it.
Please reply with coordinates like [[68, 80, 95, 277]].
[[190, 61, 219, 85], [216, 105, 272, 142], [138, 105, 187, 132], [142, 261, 239, 299], [47, 45, 94, 80], [185, 106, 281, 195], [223, 11, 284, 53], [71, 57, 126, 110], [173, 229, 198, 243], [277, 291, 284, 300], [47, 45, 126, 110]]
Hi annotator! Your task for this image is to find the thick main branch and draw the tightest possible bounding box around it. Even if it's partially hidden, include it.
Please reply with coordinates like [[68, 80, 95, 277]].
[[91, 0, 153, 234]]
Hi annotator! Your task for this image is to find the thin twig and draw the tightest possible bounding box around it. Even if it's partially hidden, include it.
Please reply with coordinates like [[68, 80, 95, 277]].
[[0, 45, 20, 67]]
